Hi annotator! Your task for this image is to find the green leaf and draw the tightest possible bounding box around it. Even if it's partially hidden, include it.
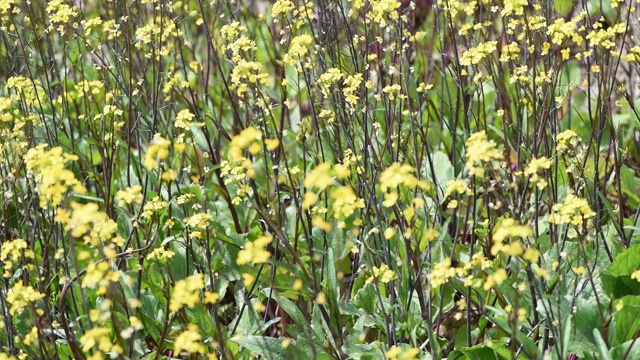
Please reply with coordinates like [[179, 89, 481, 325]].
[[575, 298, 602, 344], [609, 339, 640, 359], [620, 165, 640, 205], [234, 335, 289, 357], [352, 284, 379, 316], [602, 245, 640, 298], [593, 328, 612, 360], [614, 295, 640, 345], [449, 345, 498, 360], [430, 151, 454, 194]]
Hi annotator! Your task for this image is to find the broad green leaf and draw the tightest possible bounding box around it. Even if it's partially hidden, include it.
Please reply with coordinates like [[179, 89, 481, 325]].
[[602, 245, 640, 298], [575, 298, 602, 343], [449, 345, 498, 360], [234, 335, 290, 358], [614, 295, 640, 345]]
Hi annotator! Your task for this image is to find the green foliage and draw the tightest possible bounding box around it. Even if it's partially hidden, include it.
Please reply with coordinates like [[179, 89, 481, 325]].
[[1, 0, 640, 359]]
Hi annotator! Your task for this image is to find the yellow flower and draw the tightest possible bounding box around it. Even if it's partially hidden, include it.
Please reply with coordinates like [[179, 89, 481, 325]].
[[24, 144, 86, 208], [230, 126, 262, 149], [379, 163, 428, 207], [342, 73, 363, 108], [556, 129, 581, 155], [265, 138, 280, 150], [549, 193, 595, 226], [140, 196, 168, 219], [174, 324, 206, 355], [366, 264, 396, 284], [524, 157, 552, 176], [483, 268, 507, 290], [464, 131, 503, 177], [204, 291, 220, 304], [460, 41, 498, 66], [175, 109, 201, 130], [318, 68, 344, 97], [282, 34, 314, 65], [330, 186, 364, 218], [236, 234, 273, 265], [444, 179, 470, 198], [367, 0, 400, 28], [302, 192, 318, 209], [184, 212, 213, 229], [429, 258, 456, 288], [304, 162, 334, 190], [80, 327, 112, 353], [170, 274, 205, 312], [144, 134, 171, 170], [385, 346, 420, 360], [501, 0, 528, 16], [230, 61, 269, 96], [272, 0, 294, 18], [116, 185, 143, 207], [146, 247, 175, 264], [6, 281, 45, 315]]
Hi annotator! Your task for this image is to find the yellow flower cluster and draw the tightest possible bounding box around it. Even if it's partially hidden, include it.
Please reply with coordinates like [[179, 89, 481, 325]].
[[135, 15, 182, 58], [367, 0, 400, 29], [0, 238, 33, 278], [460, 41, 498, 66], [174, 324, 206, 355], [546, 13, 586, 46], [429, 258, 456, 288], [444, 179, 471, 198], [24, 145, 86, 208], [524, 157, 552, 189], [170, 273, 205, 312], [272, 0, 294, 19], [55, 202, 118, 246], [483, 268, 507, 290], [555, 129, 581, 155], [221, 127, 261, 188], [379, 163, 428, 207], [491, 218, 533, 257], [7, 76, 42, 106], [144, 134, 171, 170], [0, 0, 17, 20], [81, 261, 120, 295], [549, 193, 596, 226], [184, 212, 213, 229], [501, 0, 528, 17], [116, 185, 143, 207], [146, 247, 176, 264], [282, 34, 314, 66], [230, 61, 270, 97], [237, 234, 273, 265], [6, 281, 44, 315], [365, 264, 396, 284], [46, 0, 78, 34], [343, 73, 363, 110], [318, 68, 344, 97], [436, 0, 476, 18], [174, 109, 202, 130], [385, 346, 420, 360], [586, 22, 626, 49], [304, 162, 335, 190], [464, 131, 503, 177], [330, 186, 365, 218], [79, 326, 121, 355], [223, 39, 257, 65], [140, 196, 168, 219]]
